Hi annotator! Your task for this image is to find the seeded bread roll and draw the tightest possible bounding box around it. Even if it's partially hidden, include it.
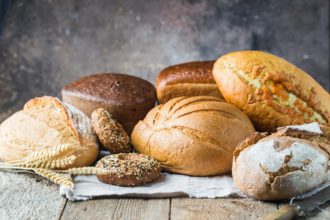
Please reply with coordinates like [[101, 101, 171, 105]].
[[213, 51, 330, 131], [96, 153, 161, 186], [91, 108, 131, 153], [131, 96, 255, 176], [156, 61, 223, 103], [62, 73, 156, 134], [233, 123, 330, 200]]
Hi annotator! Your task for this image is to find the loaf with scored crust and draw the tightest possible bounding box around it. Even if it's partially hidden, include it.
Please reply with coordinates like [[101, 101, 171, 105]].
[[131, 96, 255, 176], [213, 51, 330, 131]]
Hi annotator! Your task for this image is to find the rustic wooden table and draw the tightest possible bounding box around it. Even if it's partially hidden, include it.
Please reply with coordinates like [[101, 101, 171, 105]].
[[1, 171, 330, 220]]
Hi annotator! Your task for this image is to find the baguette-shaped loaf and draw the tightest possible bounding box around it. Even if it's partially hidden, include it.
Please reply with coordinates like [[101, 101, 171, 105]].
[[0, 96, 99, 168], [213, 51, 330, 131], [131, 96, 255, 176]]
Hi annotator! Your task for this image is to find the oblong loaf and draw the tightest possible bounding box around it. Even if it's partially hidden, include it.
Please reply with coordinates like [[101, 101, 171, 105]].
[[213, 51, 330, 131], [0, 96, 99, 168], [131, 96, 255, 176]]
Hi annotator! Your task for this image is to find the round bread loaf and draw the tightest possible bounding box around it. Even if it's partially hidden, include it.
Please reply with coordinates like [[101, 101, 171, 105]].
[[213, 51, 330, 131], [156, 61, 223, 103], [233, 124, 330, 200], [62, 73, 156, 134], [131, 96, 255, 176]]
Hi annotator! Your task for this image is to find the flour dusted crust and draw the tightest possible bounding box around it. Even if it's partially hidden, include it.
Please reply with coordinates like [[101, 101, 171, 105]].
[[156, 61, 223, 103], [213, 51, 330, 131], [233, 124, 330, 200], [0, 96, 99, 168], [131, 96, 255, 176]]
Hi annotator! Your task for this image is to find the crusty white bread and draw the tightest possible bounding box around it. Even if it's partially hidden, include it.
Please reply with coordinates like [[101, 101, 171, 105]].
[[0, 96, 99, 168]]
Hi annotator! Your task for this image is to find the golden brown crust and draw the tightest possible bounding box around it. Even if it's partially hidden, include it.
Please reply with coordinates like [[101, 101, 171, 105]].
[[156, 61, 223, 103], [91, 108, 131, 153], [96, 153, 161, 186], [213, 51, 330, 131], [62, 73, 156, 134], [131, 96, 255, 176]]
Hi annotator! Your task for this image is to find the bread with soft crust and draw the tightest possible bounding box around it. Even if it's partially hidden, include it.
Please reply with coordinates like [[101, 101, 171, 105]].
[[156, 61, 223, 103], [131, 96, 255, 176], [0, 96, 99, 168], [62, 73, 156, 134], [213, 51, 330, 131], [233, 124, 330, 200]]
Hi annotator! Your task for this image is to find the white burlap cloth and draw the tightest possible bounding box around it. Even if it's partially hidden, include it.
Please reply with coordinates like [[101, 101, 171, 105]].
[[60, 122, 326, 201], [60, 173, 242, 201]]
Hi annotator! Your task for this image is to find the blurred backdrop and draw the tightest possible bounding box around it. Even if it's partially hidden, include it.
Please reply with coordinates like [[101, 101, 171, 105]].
[[0, 0, 329, 121]]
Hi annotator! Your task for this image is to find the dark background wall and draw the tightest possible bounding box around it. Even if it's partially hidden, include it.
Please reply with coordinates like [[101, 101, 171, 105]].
[[0, 0, 329, 121]]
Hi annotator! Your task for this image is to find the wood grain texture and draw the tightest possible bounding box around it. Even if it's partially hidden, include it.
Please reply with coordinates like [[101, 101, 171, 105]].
[[61, 198, 170, 220], [171, 198, 277, 220], [278, 202, 330, 219], [0, 171, 65, 220]]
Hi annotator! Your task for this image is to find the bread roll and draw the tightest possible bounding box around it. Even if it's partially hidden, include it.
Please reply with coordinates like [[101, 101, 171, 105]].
[[233, 123, 330, 200], [213, 51, 330, 131], [62, 73, 156, 134], [0, 96, 99, 168], [156, 61, 223, 103], [131, 96, 255, 176]]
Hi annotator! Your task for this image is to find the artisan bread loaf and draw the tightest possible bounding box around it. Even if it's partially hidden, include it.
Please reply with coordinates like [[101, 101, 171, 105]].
[[0, 96, 99, 168], [213, 51, 330, 131], [156, 61, 223, 103], [131, 96, 255, 176], [62, 73, 156, 134], [233, 123, 330, 200]]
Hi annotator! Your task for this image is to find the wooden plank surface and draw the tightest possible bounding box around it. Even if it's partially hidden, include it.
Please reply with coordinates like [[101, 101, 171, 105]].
[[0, 172, 65, 220], [61, 198, 170, 220], [171, 198, 277, 220]]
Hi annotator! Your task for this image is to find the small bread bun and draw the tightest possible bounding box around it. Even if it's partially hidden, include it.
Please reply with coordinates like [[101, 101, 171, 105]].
[[156, 61, 223, 103], [213, 51, 330, 131], [96, 153, 161, 186], [131, 96, 255, 176], [91, 108, 131, 153], [232, 123, 330, 200], [62, 73, 156, 134]]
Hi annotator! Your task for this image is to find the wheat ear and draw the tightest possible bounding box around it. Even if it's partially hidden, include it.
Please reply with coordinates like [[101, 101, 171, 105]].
[[25, 143, 75, 163], [34, 168, 74, 189], [39, 155, 77, 169], [61, 167, 108, 175]]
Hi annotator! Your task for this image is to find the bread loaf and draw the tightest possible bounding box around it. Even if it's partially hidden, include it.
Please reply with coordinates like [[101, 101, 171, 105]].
[[213, 51, 330, 131], [131, 96, 255, 176], [0, 96, 99, 168], [156, 61, 223, 103], [233, 123, 330, 200], [62, 73, 156, 134]]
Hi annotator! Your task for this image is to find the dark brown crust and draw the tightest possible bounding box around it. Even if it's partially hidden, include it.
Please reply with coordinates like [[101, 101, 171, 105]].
[[156, 61, 216, 88], [62, 73, 156, 105], [96, 153, 161, 186], [91, 108, 132, 154]]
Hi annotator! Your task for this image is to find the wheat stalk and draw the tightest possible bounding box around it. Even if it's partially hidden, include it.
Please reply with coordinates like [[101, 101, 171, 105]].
[[39, 155, 77, 169], [61, 167, 108, 175], [34, 168, 74, 189]]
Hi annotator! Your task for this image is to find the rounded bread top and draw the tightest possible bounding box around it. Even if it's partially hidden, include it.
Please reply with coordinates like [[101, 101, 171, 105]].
[[62, 73, 156, 105], [156, 61, 215, 88]]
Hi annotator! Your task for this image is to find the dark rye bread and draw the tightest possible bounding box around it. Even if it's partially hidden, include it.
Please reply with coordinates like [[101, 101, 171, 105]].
[[62, 73, 156, 134], [156, 61, 223, 103], [131, 96, 255, 176]]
